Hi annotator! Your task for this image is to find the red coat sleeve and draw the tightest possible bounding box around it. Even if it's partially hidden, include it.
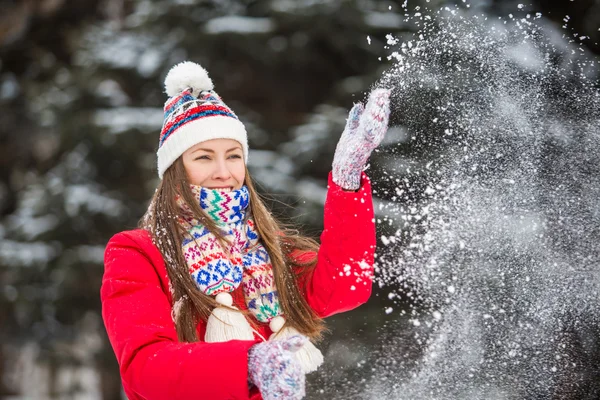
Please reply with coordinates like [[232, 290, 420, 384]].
[[295, 172, 375, 318], [101, 231, 256, 400]]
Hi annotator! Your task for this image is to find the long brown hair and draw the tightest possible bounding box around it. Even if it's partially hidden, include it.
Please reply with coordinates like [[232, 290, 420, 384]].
[[140, 157, 325, 342]]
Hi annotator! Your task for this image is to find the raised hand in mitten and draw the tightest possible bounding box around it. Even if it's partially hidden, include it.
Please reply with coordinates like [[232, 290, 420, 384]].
[[332, 88, 391, 191], [248, 335, 307, 400]]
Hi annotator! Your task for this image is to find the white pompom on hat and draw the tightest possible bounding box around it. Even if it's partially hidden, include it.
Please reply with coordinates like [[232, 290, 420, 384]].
[[157, 61, 248, 179], [164, 61, 214, 97]]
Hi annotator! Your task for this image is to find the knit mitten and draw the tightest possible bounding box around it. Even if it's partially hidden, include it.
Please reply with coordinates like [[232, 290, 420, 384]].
[[332, 88, 391, 191], [248, 335, 307, 400]]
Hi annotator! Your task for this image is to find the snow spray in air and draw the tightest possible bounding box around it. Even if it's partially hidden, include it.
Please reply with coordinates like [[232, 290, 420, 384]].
[[368, 4, 600, 399]]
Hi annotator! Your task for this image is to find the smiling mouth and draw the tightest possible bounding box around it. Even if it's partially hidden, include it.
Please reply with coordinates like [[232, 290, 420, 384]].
[[207, 187, 233, 192]]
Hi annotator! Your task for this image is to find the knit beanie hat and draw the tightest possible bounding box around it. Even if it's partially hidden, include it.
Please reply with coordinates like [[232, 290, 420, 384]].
[[157, 61, 249, 178]]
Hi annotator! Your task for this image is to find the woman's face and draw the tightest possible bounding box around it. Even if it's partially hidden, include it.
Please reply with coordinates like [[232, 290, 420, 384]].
[[182, 138, 245, 190]]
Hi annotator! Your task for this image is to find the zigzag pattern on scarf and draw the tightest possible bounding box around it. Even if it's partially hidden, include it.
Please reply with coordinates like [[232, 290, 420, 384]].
[[218, 194, 232, 223], [208, 191, 224, 223]]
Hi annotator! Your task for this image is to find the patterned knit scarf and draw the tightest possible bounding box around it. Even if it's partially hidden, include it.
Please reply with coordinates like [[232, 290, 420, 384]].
[[178, 185, 281, 323]]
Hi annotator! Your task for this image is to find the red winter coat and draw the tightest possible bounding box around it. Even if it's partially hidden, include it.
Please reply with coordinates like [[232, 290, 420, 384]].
[[101, 172, 375, 400]]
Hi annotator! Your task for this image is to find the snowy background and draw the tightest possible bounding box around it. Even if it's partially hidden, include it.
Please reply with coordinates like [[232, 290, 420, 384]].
[[1, 0, 599, 399]]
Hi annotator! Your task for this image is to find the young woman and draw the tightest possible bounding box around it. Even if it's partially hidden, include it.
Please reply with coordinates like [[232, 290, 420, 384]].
[[101, 61, 390, 400]]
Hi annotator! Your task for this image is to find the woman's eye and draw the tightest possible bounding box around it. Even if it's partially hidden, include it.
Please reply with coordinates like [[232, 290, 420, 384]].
[[228, 154, 242, 159], [195, 155, 210, 160]]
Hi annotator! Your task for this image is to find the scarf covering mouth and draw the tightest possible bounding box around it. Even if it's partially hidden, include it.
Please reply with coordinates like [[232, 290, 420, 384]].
[[177, 185, 281, 323]]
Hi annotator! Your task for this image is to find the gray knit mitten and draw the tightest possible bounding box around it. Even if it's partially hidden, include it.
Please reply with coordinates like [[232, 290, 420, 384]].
[[332, 88, 391, 190], [248, 335, 307, 400]]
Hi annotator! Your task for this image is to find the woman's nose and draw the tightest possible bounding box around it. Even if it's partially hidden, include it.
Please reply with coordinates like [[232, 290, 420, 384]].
[[212, 158, 231, 180]]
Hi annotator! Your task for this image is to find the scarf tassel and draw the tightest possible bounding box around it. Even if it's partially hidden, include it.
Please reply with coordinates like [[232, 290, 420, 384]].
[[269, 316, 324, 373], [205, 292, 255, 342]]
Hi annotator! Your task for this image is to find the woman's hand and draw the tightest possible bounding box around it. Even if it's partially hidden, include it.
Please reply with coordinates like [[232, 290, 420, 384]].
[[248, 335, 307, 400], [332, 88, 391, 191]]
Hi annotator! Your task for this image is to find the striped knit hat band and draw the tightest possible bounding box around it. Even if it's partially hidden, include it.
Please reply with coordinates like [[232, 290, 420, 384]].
[[157, 61, 249, 179]]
